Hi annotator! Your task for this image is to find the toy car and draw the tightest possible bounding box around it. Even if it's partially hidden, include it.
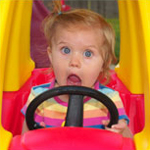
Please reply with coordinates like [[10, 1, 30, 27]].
[[1, 0, 150, 150]]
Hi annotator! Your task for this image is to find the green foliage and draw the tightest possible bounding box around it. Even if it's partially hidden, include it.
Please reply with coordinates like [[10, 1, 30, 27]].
[[106, 18, 120, 63]]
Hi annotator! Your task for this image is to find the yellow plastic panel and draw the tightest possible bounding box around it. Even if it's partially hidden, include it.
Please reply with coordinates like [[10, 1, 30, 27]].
[[0, 1, 33, 150], [116, 0, 143, 94], [0, 126, 12, 150], [117, 0, 150, 149], [0, 1, 13, 149], [0, 0, 13, 94], [1, 0, 34, 91]]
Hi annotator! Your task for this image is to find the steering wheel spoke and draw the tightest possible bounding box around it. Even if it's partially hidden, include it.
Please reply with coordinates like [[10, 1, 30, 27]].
[[65, 94, 84, 127]]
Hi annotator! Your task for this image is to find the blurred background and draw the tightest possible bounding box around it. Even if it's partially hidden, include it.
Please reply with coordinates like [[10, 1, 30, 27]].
[[32, 0, 120, 68]]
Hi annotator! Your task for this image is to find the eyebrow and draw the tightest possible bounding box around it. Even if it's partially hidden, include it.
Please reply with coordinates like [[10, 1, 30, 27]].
[[56, 41, 68, 45], [56, 41, 98, 50], [57, 42, 96, 48], [87, 45, 97, 49]]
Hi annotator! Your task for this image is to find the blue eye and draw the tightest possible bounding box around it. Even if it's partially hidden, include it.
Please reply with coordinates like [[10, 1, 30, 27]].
[[62, 47, 71, 54], [84, 50, 92, 57]]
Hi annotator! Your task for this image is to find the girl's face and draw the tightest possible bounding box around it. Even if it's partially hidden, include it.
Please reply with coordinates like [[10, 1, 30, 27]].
[[48, 25, 104, 88]]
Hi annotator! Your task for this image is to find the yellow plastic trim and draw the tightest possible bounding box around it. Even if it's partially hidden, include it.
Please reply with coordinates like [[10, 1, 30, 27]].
[[116, 0, 143, 94], [0, 126, 12, 150], [117, 0, 150, 149], [1, 0, 34, 92], [0, 1, 33, 150]]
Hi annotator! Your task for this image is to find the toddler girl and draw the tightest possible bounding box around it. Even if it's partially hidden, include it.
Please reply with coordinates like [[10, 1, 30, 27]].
[[22, 1, 132, 138]]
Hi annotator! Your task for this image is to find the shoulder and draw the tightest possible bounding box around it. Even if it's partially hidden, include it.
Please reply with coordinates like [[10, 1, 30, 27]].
[[98, 84, 115, 93], [21, 80, 55, 115], [31, 82, 52, 97], [97, 83, 121, 102]]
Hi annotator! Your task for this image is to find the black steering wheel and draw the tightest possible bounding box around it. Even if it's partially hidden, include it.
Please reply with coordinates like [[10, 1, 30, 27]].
[[26, 86, 119, 130]]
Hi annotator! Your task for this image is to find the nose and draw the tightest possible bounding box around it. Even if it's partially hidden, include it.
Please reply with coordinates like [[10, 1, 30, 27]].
[[69, 53, 81, 68]]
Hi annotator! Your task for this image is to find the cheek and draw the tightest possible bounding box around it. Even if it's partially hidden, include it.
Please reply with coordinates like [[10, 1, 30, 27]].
[[50, 52, 61, 66], [89, 68, 101, 80], [89, 60, 103, 78], [52, 62, 63, 74], [83, 71, 100, 88], [52, 59, 66, 77], [88, 58, 103, 73], [83, 61, 103, 84]]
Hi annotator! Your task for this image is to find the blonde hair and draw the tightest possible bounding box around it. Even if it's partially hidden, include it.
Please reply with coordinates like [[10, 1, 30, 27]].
[[43, 1, 117, 83]]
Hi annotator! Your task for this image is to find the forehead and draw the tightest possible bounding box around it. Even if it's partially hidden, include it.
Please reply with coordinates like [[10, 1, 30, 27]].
[[52, 24, 104, 46], [55, 23, 103, 35]]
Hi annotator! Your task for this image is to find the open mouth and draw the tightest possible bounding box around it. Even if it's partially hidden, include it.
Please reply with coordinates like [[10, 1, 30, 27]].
[[67, 74, 81, 86]]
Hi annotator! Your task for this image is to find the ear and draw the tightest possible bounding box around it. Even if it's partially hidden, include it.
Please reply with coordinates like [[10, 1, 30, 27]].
[[47, 46, 52, 63]]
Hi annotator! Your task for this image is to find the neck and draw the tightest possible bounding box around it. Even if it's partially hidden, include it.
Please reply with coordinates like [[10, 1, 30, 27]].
[[54, 81, 98, 103], [54, 82, 69, 103]]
